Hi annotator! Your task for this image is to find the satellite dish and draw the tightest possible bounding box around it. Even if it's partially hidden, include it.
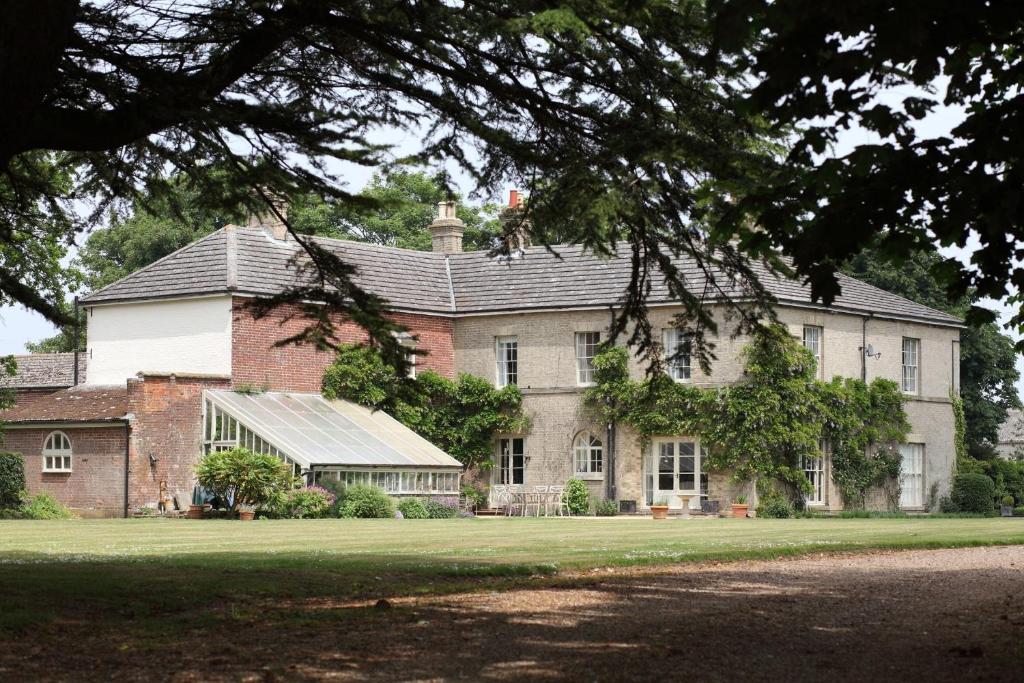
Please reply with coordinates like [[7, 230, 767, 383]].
[[863, 344, 881, 360]]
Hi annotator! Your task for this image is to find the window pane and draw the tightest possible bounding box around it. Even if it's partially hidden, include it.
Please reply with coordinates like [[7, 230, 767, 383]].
[[575, 332, 600, 385], [663, 329, 691, 381], [496, 337, 518, 386]]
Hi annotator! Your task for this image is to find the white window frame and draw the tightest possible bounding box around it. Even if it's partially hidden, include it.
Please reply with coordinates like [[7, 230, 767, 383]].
[[899, 443, 925, 509], [802, 325, 823, 378], [495, 336, 518, 388], [902, 337, 920, 394], [801, 442, 828, 506], [42, 431, 73, 473], [575, 331, 601, 386], [646, 437, 701, 505], [663, 329, 692, 382], [315, 468, 461, 494], [496, 437, 526, 485], [573, 432, 604, 479]]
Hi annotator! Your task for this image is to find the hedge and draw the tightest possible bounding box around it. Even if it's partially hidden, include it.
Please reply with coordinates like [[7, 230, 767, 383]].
[[0, 452, 25, 510], [951, 472, 995, 514]]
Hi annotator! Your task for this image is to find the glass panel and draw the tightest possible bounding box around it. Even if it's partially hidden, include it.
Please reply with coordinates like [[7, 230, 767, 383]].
[[496, 337, 518, 387], [678, 441, 695, 491], [664, 329, 691, 381], [658, 442, 674, 490], [576, 332, 601, 384], [512, 438, 525, 485]]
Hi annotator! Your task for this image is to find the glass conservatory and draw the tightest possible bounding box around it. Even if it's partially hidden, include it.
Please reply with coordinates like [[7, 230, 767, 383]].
[[201, 390, 462, 494]]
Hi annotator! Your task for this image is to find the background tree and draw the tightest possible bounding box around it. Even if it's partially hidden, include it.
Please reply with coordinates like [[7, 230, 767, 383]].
[[843, 248, 1021, 456], [0, 0, 783, 374]]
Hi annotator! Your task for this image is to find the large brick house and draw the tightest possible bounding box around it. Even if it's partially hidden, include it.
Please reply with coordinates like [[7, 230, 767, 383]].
[[1, 198, 963, 516]]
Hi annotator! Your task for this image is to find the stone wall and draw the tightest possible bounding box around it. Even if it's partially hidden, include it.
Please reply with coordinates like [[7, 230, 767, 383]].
[[1, 426, 127, 517], [231, 298, 455, 392]]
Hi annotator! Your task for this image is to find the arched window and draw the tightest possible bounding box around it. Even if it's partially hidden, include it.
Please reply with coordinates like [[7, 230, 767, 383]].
[[42, 431, 73, 473], [574, 433, 603, 475]]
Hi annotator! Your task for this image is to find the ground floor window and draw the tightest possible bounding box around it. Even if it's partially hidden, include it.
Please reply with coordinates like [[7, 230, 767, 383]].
[[316, 469, 460, 494], [574, 433, 603, 477], [802, 443, 829, 505], [42, 431, 73, 472], [497, 437, 525, 485], [899, 443, 925, 508], [644, 438, 701, 506]]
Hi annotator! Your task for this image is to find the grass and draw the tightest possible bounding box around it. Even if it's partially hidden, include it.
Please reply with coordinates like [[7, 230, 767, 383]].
[[0, 517, 1021, 644]]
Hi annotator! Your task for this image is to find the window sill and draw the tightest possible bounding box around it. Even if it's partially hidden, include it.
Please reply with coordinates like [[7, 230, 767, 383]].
[[42, 470, 72, 474], [575, 472, 604, 481]]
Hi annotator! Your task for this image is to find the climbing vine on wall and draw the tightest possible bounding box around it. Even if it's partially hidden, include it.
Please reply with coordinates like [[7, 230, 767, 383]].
[[583, 324, 910, 508], [322, 344, 529, 470]]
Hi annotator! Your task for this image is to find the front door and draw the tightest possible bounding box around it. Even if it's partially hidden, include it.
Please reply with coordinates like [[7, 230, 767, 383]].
[[496, 437, 525, 486], [647, 438, 700, 508]]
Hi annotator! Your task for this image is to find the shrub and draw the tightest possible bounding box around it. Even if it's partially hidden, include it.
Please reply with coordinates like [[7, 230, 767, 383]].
[[0, 452, 25, 510], [318, 479, 347, 517], [275, 485, 335, 519], [424, 496, 459, 518], [1014, 506, 1024, 517], [1001, 494, 1015, 507], [951, 472, 996, 514], [20, 492, 73, 519], [757, 492, 793, 519], [563, 478, 590, 515], [195, 448, 295, 511], [938, 495, 960, 513], [593, 499, 618, 516], [338, 485, 395, 518], [397, 498, 429, 519], [461, 484, 487, 510]]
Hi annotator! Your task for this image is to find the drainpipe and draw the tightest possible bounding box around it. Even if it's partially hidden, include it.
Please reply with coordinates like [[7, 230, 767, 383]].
[[123, 423, 130, 519], [73, 297, 80, 386], [606, 420, 617, 502], [861, 316, 868, 382]]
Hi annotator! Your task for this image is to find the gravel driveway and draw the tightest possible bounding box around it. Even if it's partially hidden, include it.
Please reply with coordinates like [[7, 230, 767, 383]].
[[277, 546, 1024, 682]]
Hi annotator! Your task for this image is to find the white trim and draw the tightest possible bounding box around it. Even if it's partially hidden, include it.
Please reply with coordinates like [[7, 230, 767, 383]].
[[42, 430, 73, 473], [2, 422, 126, 430]]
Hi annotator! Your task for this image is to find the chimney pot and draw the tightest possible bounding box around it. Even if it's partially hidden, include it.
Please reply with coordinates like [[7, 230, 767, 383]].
[[429, 200, 465, 253], [509, 190, 520, 208]]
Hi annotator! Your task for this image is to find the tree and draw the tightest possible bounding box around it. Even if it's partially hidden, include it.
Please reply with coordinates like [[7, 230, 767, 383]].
[[843, 248, 1021, 453], [1, 0, 783, 374], [708, 1, 1024, 338]]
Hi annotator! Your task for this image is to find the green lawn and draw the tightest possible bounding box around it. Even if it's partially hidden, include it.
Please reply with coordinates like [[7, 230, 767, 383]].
[[0, 517, 1021, 677]]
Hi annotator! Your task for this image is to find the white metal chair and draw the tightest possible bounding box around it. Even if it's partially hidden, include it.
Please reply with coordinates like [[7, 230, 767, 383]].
[[549, 485, 569, 516]]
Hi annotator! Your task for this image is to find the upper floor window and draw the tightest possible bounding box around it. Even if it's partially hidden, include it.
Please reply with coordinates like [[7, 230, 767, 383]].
[[902, 337, 920, 394], [496, 336, 518, 387], [663, 329, 691, 382], [575, 332, 601, 385], [42, 431, 72, 472], [574, 433, 603, 477], [802, 325, 823, 378], [394, 332, 416, 379]]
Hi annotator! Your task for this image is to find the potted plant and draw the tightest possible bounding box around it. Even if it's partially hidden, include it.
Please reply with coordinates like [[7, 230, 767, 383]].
[[731, 495, 749, 519], [650, 498, 669, 520], [238, 503, 256, 521], [1000, 495, 1015, 517]]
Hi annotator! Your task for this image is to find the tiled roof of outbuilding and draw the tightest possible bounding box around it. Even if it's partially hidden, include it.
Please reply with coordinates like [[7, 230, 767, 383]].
[[79, 226, 963, 326], [998, 409, 1024, 445], [0, 354, 87, 389], [0, 385, 128, 424]]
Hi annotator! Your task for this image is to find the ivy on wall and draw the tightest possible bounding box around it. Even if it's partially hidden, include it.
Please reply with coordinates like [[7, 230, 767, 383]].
[[584, 324, 910, 508], [322, 344, 528, 470]]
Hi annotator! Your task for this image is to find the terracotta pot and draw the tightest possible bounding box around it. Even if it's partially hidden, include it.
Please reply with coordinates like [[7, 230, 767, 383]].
[[187, 504, 204, 520], [650, 505, 669, 520], [238, 510, 256, 521], [731, 504, 749, 519]]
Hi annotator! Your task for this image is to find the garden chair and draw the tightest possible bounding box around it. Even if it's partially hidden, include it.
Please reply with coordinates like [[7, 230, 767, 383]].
[[549, 485, 569, 516], [533, 485, 550, 516]]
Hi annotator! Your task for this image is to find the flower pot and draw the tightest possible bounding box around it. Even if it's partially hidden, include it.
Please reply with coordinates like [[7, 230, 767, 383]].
[[238, 510, 256, 521], [731, 503, 749, 519], [1001, 505, 1014, 517], [650, 505, 669, 520], [187, 504, 204, 520]]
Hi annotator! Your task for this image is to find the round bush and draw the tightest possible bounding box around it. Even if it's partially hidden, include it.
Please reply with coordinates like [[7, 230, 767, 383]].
[[757, 494, 792, 519], [397, 498, 429, 519], [275, 485, 335, 519], [20, 492, 73, 519], [338, 485, 395, 518], [423, 496, 459, 518], [0, 452, 26, 510], [563, 478, 590, 515], [951, 473, 996, 514], [593, 499, 618, 517]]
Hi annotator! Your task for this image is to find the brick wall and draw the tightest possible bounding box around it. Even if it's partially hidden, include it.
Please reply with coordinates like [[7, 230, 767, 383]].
[[1, 426, 127, 517], [231, 298, 455, 392], [127, 373, 230, 510]]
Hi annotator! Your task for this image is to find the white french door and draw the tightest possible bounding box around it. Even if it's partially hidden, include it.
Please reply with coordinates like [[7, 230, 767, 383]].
[[899, 443, 924, 508], [646, 438, 700, 508]]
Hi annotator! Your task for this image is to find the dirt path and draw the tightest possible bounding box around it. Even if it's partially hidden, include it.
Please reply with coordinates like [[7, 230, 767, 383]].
[[5, 546, 1023, 681]]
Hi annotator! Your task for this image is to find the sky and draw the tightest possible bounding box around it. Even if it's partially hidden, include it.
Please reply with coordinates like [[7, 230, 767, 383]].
[[3, 84, 1022, 397]]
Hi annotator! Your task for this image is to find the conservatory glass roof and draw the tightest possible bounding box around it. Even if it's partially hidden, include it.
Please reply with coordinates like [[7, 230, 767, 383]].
[[204, 390, 462, 470]]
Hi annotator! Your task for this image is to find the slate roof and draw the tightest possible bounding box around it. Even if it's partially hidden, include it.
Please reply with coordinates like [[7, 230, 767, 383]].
[[0, 385, 128, 424], [80, 226, 963, 326], [0, 353, 87, 389], [998, 409, 1024, 445]]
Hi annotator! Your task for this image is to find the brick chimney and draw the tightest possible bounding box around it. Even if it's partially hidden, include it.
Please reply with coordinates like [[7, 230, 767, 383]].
[[500, 189, 531, 250], [246, 191, 289, 240], [429, 200, 465, 253]]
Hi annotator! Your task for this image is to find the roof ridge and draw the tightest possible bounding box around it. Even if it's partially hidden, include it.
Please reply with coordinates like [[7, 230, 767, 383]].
[[82, 227, 228, 303]]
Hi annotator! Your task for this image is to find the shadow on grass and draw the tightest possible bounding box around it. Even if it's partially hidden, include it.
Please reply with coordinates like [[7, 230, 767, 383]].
[[0, 546, 1022, 681]]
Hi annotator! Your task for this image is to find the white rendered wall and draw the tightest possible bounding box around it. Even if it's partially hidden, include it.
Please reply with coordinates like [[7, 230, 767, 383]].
[[85, 296, 232, 385]]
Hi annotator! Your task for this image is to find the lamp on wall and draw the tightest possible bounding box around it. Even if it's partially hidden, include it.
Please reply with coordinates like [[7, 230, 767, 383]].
[[861, 344, 882, 360], [148, 453, 159, 466]]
